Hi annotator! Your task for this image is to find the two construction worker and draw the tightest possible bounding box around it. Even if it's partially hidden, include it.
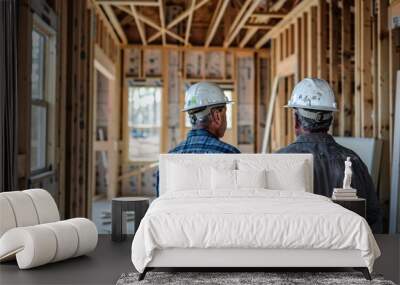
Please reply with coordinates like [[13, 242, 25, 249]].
[[163, 79, 382, 232]]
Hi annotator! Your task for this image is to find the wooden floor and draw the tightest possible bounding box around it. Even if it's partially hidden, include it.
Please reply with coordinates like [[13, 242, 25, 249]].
[[0, 235, 398, 285]]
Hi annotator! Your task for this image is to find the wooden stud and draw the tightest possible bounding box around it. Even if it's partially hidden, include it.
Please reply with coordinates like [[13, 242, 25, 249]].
[[308, 6, 317, 77], [354, 0, 361, 137], [161, 49, 169, 152], [340, 0, 352, 136], [360, 0, 373, 137], [318, 0, 328, 80], [185, 0, 195, 46], [328, 0, 339, 133], [159, 0, 166, 45], [294, 17, 301, 83], [301, 12, 308, 80]]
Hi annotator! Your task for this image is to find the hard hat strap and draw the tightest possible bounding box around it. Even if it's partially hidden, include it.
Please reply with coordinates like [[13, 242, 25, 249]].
[[297, 108, 332, 122]]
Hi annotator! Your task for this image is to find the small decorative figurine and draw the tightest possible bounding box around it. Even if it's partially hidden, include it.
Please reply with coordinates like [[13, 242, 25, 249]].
[[342, 157, 353, 189]]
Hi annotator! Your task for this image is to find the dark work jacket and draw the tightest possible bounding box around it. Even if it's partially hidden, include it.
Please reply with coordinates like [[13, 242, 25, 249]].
[[277, 133, 382, 233]]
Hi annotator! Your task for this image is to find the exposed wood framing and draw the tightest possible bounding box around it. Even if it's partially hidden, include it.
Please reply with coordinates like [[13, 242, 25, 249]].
[[360, 0, 374, 137], [317, 0, 327, 80], [205, 0, 230, 47], [158, 0, 166, 45], [308, 6, 317, 77], [224, 0, 262, 47], [255, 0, 318, 49], [239, 28, 258, 48], [148, 0, 210, 44], [102, 4, 128, 44], [328, 0, 339, 132], [340, 0, 352, 136], [185, 0, 196, 45], [130, 5, 146, 45]]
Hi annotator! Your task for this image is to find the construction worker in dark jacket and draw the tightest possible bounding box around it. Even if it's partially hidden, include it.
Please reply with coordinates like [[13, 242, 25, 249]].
[[277, 78, 382, 233]]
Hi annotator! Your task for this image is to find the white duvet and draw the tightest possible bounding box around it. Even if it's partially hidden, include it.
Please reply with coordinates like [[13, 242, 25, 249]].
[[131, 190, 380, 273]]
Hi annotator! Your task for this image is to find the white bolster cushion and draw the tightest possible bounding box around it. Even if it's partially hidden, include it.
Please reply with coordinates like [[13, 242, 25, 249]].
[[64, 218, 98, 257], [0, 191, 39, 227], [0, 218, 98, 269], [23, 189, 60, 223], [0, 196, 17, 237]]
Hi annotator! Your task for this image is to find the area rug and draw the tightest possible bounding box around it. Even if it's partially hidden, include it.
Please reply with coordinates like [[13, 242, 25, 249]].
[[116, 271, 396, 285]]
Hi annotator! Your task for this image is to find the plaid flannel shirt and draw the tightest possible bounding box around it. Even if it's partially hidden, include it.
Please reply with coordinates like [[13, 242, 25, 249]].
[[156, 129, 240, 196]]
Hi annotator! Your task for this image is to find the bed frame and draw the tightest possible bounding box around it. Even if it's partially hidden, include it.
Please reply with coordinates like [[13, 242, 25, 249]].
[[138, 154, 372, 281], [139, 248, 371, 280]]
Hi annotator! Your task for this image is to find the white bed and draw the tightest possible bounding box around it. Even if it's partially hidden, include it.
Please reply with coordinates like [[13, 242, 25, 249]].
[[131, 154, 380, 280]]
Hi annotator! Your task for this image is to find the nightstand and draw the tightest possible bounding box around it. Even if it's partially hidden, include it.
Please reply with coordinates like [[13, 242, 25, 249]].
[[332, 198, 366, 218], [111, 197, 151, 242]]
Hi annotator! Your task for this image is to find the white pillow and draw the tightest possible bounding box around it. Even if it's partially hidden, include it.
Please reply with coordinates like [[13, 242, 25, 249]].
[[237, 169, 267, 189], [167, 160, 236, 192], [211, 168, 236, 190], [168, 162, 210, 191], [211, 169, 267, 190], [238, 159, 308, 191]]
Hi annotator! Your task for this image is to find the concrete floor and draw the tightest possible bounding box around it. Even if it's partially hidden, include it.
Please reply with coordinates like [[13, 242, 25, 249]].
[[0, 235, 398, 285]]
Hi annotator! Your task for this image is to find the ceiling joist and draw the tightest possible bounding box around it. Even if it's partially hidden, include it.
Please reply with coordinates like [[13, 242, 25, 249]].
[[204, 0, 230, 47], [130, 5, 147, 45], [239, 27, 257, 47], [102, 4, 128, 44], [224, 0, 262, 47], [94, 0, 291, 48], [158, 0, 166, 45], [185, 0, 196, 45]]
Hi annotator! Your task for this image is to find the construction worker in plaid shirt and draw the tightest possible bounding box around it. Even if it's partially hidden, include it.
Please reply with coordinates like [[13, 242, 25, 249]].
[[156, 82, 240, 196]]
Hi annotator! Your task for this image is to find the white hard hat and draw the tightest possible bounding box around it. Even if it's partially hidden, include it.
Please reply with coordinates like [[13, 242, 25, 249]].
[[182, 82, 233, 113], [285, 78, 338, 112]]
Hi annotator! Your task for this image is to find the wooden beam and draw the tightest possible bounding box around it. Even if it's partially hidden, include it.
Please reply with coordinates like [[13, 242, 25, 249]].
[[360, 0, 373, 137], [227, 0, 252, 37], [354, 0, 362, 136], [252, 12, 286, 18], [205, 0, 230, 47], [147, 0, 210, 43], [239, 27, 258, 47], [308, 6, 317, 77], [318, 0, 328, 80], [135, 12, 186, 43], [340, 0, 352, 136], [102, 4, 128, 44], [255, 0, 318, 49], [301, 12, 308, 79], [269, 0, 288, 11], [93, 3, 121, 44], [244, 24, 274, 29], [185, 0, 196, 45], [328, 0, 338, 133], [168, 0, 210, 29], [98, 0, 159, 6], [224, 0, 262, 47], [294, 17, 301, 83], [130, 5, 146, 45], [159, 0, 166, 45], [276, 54, 296, 77]]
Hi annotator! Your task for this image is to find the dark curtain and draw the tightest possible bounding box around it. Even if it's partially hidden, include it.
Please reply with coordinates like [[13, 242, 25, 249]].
[[0, 0, 18, 192]]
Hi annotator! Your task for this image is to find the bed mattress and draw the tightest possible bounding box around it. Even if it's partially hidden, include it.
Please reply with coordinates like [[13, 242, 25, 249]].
[[131, 190, 380, 273]]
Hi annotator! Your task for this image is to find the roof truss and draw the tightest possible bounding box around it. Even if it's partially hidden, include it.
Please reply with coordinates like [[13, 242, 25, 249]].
[[94, 0, 290, 48]]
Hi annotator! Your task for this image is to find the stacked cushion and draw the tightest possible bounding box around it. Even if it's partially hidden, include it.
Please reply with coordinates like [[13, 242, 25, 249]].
[[0, 189, 97, 269]]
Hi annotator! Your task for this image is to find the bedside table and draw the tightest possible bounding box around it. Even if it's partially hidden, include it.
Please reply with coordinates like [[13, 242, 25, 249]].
[[332, 198, 366, 218], [112, 197, 151, 242]]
